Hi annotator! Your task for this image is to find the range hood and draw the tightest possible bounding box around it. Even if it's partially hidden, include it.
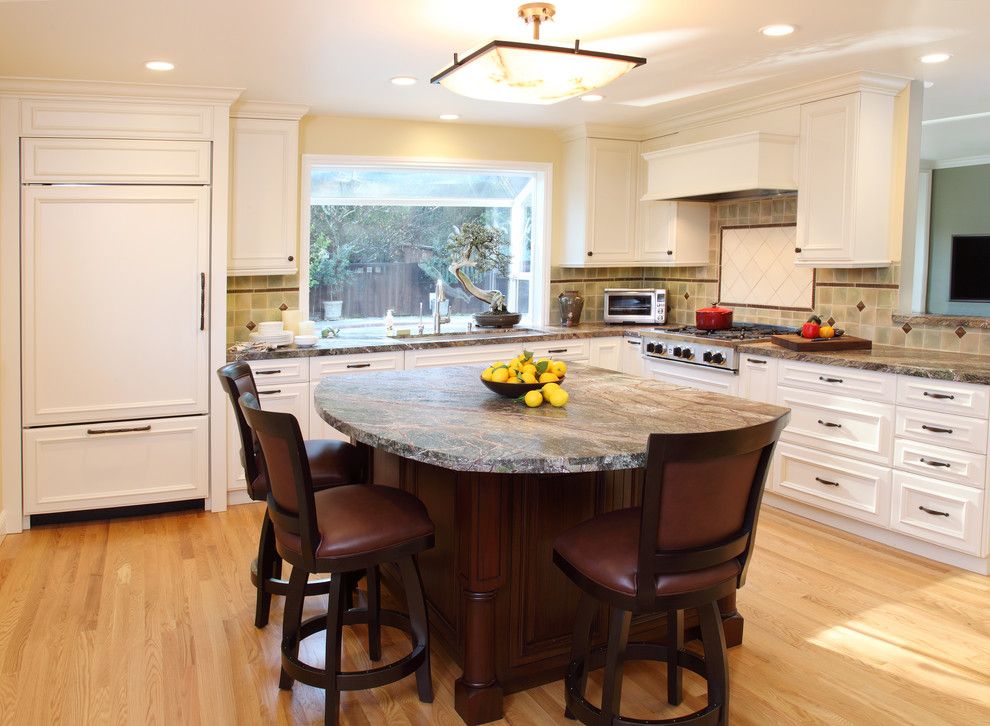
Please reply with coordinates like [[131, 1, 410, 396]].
[[642, 131, 797, 202]]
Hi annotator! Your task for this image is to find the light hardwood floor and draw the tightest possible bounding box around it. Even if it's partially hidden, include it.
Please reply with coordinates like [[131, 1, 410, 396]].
[[0, 503, 987, 725]]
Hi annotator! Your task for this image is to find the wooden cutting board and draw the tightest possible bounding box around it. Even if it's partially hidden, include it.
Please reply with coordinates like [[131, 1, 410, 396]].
[[771, 334, 873, 351]]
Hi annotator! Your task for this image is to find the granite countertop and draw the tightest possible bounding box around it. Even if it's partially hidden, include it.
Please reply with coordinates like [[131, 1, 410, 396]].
[[314, 363, 788, 474], [228, 323, 655, 362], [739, 341, 990, 385]]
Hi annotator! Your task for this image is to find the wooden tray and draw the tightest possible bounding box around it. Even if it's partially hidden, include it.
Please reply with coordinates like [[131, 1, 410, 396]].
[[770, 334, 873, 352]]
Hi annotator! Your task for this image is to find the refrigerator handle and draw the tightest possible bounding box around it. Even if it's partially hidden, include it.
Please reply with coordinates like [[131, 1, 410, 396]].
[[200, 272, 206, 331]]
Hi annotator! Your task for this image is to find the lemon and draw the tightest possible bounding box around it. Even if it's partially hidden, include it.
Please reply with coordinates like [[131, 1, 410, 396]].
[[539, 372, 559, 383], [491, 361, 505, 369], [551, 361, 567, 376], [492, 367, 510, 383], [481, 367, 494, 381], [521, 371, 538, 384], [547, 388, 569, 407], [541, 382, 560, 395], [524, 390, 543, 408], [522, 363, 537, 376], [507, 376, 521, 384]]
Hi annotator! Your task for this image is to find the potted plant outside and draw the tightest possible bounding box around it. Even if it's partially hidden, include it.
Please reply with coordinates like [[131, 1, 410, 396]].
[[446, 221, 520, 328], [310, 234, 355, 320]]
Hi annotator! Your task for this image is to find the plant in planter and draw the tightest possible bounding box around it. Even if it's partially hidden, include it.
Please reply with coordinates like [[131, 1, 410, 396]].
[[309, 233, 355, 320], [446, 221, 520, 328]]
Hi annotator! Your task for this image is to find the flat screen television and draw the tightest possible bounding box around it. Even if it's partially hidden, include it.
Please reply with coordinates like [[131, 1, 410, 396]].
[[949, 234, 990, 302]]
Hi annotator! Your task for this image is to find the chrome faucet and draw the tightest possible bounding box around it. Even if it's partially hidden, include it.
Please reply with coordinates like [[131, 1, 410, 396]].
[[432, 278, 450, 334]]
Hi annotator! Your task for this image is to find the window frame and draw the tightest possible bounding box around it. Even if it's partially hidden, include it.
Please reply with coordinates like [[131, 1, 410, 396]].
[[299, 154, 552, 326]]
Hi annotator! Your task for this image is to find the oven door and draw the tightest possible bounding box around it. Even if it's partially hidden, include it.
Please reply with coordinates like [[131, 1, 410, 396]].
[[604, 292, 655, 322]]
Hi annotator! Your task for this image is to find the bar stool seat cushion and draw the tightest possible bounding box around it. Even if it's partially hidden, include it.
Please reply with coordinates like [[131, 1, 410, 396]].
[[276, 484, 434, 561], [554, 508, 741, 597], [252, 439, 358, 497]]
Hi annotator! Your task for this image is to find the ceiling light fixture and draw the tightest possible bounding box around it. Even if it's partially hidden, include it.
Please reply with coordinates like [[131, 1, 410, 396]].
[[390, 76, 417, 86], [439, 114, 460, 121], [759, 24, 795, 37], [920, 53, 951, 64], [580, 94, 604, 102], [145, 60, 174, 71], [431, 3, 646, 105]]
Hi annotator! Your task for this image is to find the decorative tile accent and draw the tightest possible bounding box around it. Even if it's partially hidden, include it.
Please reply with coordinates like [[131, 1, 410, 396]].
[[902, 323, 912, 334], [719, 226, 812, 309], [246, 321, 256, 331], [827, 317, 836, 326], [955, 326, 967, 338], [279, 302, 289, 311], [684, 292, 690, 300], [856, 301, 866, 312]]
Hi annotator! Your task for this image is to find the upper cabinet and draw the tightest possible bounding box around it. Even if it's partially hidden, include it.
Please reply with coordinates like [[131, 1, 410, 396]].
[[228, 103, 308, 276], [636, 200, 711, 266], [795, 92, 896, 267]]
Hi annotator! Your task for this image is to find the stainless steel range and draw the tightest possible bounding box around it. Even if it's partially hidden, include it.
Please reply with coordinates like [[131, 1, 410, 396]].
[[642, 324, 797, 372]]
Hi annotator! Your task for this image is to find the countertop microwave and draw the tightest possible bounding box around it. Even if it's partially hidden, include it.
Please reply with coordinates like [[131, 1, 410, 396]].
[[603, 288, 667, 324]]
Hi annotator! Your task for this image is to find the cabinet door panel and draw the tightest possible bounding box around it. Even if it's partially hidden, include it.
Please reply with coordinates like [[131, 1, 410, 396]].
[[620, 337, 645, 377], [590, 338, 622, 371], [587, 140, 637, 263]]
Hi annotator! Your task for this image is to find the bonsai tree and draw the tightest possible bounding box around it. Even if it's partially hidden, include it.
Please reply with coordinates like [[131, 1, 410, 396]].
[[446, 220, 510, 313], [309, 233, 355, 319]]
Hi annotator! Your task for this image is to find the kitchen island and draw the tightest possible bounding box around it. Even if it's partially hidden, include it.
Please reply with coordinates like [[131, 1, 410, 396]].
[[314, 364, 789, 724]]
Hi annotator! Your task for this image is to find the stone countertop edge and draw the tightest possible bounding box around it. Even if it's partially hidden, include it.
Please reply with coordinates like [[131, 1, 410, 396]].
[[313, 364, 789, 475], [738, 341, 990, 385], [227, 323, 657, 362]]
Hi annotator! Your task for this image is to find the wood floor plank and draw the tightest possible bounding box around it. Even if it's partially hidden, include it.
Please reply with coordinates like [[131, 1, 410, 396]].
[[0, 503, 987, 725]]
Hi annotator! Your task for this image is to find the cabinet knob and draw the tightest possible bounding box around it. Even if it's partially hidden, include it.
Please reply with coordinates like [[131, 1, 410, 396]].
[[587, 251, 593, 257], [666, 250, 673, 255], [288, 255, 295, 262], [794, 247, 801, 254]]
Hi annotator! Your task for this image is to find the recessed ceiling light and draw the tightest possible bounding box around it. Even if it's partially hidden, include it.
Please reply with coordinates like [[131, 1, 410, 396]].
[[924, 81, 935, 89], [439, 114, 460, 121], [390, 76, 417, 86], [580, 94, 604, 102], [759, 24, 795, 37], [145, 60, 174, 71], [920, 53, 951, 64]]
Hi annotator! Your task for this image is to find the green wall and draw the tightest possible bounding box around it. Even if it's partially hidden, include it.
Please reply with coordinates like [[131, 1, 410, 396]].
[[927, 164, 990, 315]]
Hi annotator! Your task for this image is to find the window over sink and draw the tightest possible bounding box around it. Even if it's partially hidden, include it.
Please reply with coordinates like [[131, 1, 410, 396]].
[[300, 157, 550, 333]]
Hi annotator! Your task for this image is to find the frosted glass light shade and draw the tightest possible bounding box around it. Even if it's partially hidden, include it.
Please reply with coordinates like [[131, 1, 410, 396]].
[[432, 41, 645, 105]]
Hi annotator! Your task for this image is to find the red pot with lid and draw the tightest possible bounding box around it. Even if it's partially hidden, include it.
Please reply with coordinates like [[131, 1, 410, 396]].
[[695, 303, 734, 330]]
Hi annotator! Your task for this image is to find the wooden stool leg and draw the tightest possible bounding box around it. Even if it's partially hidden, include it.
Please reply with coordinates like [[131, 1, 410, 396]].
[[366, 566, 382, 661], [564, 591, 598, 719], [699, 600, 729, 726], [279, 566, 309, 690], [324, 573, 346, 726], [254, 511, 278, 629], [599, 608, 631, 726], [399, 556, 434, 704], [667, 608, 684, 705]]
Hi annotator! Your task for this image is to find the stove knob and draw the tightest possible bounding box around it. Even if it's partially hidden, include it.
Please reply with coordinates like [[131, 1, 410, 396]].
[[682, 347, 694, 360], [656, 343, 665, 354], [703, 351, 713, 363], [646, 342, 656, 353], [711, 352, 725, 365], [672, 346, 682, 357]]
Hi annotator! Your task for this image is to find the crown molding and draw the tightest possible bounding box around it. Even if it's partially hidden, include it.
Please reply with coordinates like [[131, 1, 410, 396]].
[[0, 76, 243, 105], [557, 123, 646, 143], [640, 71, 911, 140], [231, 100, 309, 120], [931, 154, 990, 170]]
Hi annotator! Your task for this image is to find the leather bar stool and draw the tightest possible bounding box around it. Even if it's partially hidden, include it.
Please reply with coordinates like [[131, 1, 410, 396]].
[[553, 416, 788, 726], [217, 362, 376, 634], [239, 392, 435, 726]]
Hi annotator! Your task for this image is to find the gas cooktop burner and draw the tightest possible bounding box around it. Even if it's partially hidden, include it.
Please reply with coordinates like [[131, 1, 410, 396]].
[[655, 324, 797, 341]]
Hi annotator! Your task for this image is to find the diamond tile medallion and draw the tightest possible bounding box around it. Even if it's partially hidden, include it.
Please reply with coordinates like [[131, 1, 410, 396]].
[[719, 225, 811, 308]]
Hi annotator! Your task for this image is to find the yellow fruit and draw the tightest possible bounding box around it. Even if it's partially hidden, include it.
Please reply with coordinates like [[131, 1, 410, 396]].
[[507, 376, 521, 384], [551, 361, 567, 376], [521, 372, 538, 384], [491, 361, 505, 369], [541, 382, 560, 395], [524, 390, 543, 408], [539, 372, 559, 383], [522, 363, 537, 376], [536, 358, 550, 368], [491, 367, 509, 383], [481, 367, 494, 381], [547, 388, 569, 407]]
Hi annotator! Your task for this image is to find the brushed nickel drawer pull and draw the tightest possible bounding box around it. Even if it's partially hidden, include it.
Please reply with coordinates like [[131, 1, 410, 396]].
[[819, 375, 844, 384], [747, 358, 767, 364], [923, 391, 955, 400], [548, 348, 567, 354], [346, 363, 372, 369], [817, 419, 842, 428], [920, 457, 951, 468], [87, 425, 152, 435], [921, 424, 953, 434], [919, 505, 950, 517], [255, 369, 282, 376], [815, 477, 840, 487]]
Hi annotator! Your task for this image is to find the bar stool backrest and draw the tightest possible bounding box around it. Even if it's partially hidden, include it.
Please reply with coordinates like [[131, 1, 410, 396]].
[[217, 362, 264, 499]]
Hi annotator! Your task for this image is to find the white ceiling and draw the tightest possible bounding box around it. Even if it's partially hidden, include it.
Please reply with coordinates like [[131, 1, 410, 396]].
[[1, 0, 989, 128]]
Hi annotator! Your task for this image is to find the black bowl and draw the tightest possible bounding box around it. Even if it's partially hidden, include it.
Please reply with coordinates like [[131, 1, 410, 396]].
[[474, 312, 522, 328], [480, 374, 565, 398]]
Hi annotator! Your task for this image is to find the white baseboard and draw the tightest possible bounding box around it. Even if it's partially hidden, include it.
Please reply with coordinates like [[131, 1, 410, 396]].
[[227, 489, 254, 507]]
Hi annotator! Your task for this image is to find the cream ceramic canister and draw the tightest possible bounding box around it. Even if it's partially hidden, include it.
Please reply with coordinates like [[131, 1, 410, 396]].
[[558, 290, 584, 327]]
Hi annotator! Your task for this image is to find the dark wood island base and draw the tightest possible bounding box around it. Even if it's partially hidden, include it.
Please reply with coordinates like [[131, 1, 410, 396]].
[[371, 448, 744, 725]]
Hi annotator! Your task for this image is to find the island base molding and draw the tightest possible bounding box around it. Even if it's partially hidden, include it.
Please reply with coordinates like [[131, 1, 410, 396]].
[[370, 448, 744, 725]]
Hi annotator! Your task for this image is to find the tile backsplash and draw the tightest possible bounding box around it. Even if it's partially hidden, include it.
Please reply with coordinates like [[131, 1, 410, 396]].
[[227, 275, 300, 344], [549, 194, 990, 355]]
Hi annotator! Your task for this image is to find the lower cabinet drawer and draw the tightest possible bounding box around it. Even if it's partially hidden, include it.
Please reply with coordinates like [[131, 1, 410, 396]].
[[893, 438, 986, 489], [773, 442, 891, 526], [310, 351, 404, 378], [891, 471, 985, 555], [403, 345, 517, 369], [526, 339, 590, 362], [894, 406, 988, 454], [23, 415, 209, 514]]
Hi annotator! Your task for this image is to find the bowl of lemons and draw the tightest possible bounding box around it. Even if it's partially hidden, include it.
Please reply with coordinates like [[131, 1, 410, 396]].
[[480, 350, 569, 407]]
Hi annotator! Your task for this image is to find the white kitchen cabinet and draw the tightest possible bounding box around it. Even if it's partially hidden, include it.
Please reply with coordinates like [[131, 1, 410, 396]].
[[643, 358, 738, 395], [894, 407, 988, 455], [403, 344, 519, 369], [228, 113, 303, 275], [527, 339, 590, 363], [776, 358, 895, 403], [895, 376, 990, 419], [310, 352, 404, 441], [590, 337, 623, 371], [738, 355, 777, 404], [635, 201, 711, 266], [24, 416, 209, 514], [891, 471, 985, 556], [795, 92, 896, 267], [560, 138, 638, 266], [21, 138, 212, 184], [620, 336, 646, 377]]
